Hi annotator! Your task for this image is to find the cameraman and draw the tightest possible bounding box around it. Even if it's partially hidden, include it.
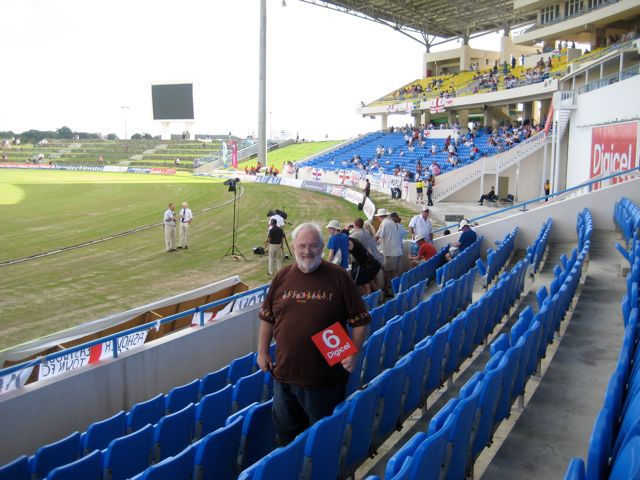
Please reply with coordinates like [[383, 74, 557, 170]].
[[265, 218, 287, 275]]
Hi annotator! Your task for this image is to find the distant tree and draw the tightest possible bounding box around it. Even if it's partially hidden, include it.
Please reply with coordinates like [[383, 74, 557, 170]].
[[106, 133, 118, 141], [56, 126, 74, 139], [131, 133, 142, 140], [77, 132, 101, 140], [143, 133, 153, 140]]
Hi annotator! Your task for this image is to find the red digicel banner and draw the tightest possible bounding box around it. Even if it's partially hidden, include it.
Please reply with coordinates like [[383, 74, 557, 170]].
[[311, 322, 358, 366], [590, 122, 638, 189], [150, 168, 176, 175]]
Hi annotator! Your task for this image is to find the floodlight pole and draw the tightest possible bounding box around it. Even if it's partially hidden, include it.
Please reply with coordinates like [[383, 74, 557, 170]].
[[258, 0, 268, 168], [121, 106, 130, 140]]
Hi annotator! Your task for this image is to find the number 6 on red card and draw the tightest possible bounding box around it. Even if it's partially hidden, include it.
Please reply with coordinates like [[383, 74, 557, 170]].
[[311, 322, 358, 366]]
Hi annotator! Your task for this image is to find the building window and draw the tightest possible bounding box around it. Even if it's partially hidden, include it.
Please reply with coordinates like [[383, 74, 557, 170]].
[[540, 4, 560, 24], [587, 0, 608, 9], [565, 0, 584, 16]]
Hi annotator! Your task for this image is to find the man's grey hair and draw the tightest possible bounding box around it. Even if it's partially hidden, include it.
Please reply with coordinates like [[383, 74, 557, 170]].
[[291, 222, 324, 245]]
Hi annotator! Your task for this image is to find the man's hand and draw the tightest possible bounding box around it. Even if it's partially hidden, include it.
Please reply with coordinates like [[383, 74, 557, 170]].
[[257, 351, 274, 373], [340, 353, 358, 373]]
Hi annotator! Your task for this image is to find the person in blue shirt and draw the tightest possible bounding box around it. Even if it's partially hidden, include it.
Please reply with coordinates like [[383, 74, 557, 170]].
[[445, 219, 477, 261], [326, 220, 350, 269]]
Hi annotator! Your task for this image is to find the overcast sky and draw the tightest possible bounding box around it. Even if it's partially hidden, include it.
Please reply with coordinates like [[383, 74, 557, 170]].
[[0, 0, 502, 140]]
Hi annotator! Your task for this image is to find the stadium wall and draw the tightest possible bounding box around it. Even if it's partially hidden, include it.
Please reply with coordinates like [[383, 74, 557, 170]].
[[0, 306, 262, 463], [566, 75, 640, 188]]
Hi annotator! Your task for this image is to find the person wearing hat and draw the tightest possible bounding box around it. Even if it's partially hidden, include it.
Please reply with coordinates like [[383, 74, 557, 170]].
[[408, 206, 433, 243], [445, 219, 477, 261], [410, 233, 437, 266], [326, 219, 349, 269], [375, 208, 403, 295]]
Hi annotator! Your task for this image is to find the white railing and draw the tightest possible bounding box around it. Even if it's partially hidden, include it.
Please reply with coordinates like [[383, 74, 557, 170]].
[[433, 130, 548, 202]]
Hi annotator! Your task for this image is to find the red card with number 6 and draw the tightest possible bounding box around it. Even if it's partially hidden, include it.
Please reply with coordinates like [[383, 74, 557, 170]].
[[311, 322, 358, 366]]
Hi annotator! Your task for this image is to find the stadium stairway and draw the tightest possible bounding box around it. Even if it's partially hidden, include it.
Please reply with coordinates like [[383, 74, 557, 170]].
[[476, 230, 624, 478], [357, 233, 593, 479]]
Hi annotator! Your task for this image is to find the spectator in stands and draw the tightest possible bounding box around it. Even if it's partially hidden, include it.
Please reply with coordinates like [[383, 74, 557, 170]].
[[257, 223, 370, 446], [445, 219, 477, 261], [375, 209, 403, 297], [163, 203, 177, 252], [408, 206, 433, 243], [326, 220, 349, 269], [426, 178, 434, 206], [429, 160, 441, 176], [410, 233, 437, 266], [544, 179, 551, 202], [178, 201, 192, 250], [415, 179, 424, 204], [431, 144, 437, 155], [348, 236, 381, 296], [391, 212, 407, 240], [478, 186, 497, 205], [265, 218, 286, 276]]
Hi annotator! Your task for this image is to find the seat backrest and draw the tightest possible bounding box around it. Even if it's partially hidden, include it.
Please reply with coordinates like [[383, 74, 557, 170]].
[[445, 384, 481, 480], [384, 432, 428, 479], [30, 431, 82, 480], [0, 455, 28, 480], [228, 352, 256, 385], [127, 394, 165, 433], [409, 418, 454, 480], [564, 458, 587, 480], [225, 402, 259, 427], [140, 443, 197, 480], [83, 410, 126, 453], [200, 366, 230, 397], [373, 363, 408, 448], [362, 328, 385, 385], [609, 435, 640, 480], [153, 403, 195, 462], [381, 316, 403, 370], [165, 379, 200, 414], [239, 399, 277, 471], [233, 370, 266, 413], [104, 423, 154, 480], [302, 408, 347, 480], [196, 384, 233, 439], [472, 365, 504, 460], [586, 407, 614, 480], [341, 381, 382, 477], [401, 346, 430, 420], [47, 449, 102, 480], [398, 309, 418, 357], [254, 431, 308, 480], [194, 416, 244, 480]]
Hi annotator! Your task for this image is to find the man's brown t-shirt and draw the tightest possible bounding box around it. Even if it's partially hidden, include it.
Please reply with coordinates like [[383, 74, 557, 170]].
[[259, 261, 370, 387]]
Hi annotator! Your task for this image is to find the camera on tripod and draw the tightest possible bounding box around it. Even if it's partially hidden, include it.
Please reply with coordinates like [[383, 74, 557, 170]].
[[224, 178, 240, 192]]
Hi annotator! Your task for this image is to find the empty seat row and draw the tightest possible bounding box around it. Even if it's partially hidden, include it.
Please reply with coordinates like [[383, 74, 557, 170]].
[[526, 218, 553, 275], [436, 235, 484, 288], [371, 225, 591, 480], [566, 205, 640, 480], [476, 227, 519, 287], [392, 247, 448, 295]]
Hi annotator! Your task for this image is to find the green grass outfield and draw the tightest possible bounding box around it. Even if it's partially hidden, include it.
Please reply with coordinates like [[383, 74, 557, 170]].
[[0, 169, 415, 350]]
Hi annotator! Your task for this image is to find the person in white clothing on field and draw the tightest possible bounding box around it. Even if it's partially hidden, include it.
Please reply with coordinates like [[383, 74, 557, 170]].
[[408, 206, 433, 242], [163, 203, 177, 252], [178, 201, 193, 249]]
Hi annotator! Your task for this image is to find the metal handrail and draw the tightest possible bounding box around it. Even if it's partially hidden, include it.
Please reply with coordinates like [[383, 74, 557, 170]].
[[433, 165, 640, 234], [0, 284, 270, 378]]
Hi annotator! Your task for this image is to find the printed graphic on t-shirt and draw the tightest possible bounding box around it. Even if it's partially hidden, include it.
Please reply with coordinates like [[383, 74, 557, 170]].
[[282, 290, 335, 302]]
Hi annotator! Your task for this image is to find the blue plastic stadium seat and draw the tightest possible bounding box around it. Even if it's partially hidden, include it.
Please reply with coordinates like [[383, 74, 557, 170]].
[[609, 436, 640, 479], [30, 431, 82, 480], [383, 298, 398, 323], [228, 352, 256, 385], [128, 394, 165, 433], [424, 325, 449, 395], [372, 362, 408, 449], [165, 379, 200, 414], [0, 455, 28, 480], [153, 403, 195, 461], [340, 380, 382, 479], [194, 416, 243, 480], [301, 409, 346, 480], [400, 345, 429, 421], [82, 410, 126, 453], [384, 432, 428, 479], [564, 458, 586, 480], [381, 316, 402, 370], [369, 307, 385, 333], [233, 370, 266, 412], [585, 407, 614, 480], [196, 384, 233, 439], [362, 329, 385, 385], [200, 366, 230, 397], [398, 309, 418, 357], [238, 400, 277, 471], [138, 443, 196, 480], [442, 315, 465, 380], [345, 350, 365, 397], [47, 449, 102, 480], [249, 431, 308, 480], [104, 423, 154, 480]]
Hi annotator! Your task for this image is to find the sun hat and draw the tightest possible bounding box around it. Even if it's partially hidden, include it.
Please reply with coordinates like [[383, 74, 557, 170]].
[[325, 220, 341, 230], [414, 233, 425, 241], [376, 208, 390, 216], [459, 219, 470, 230]]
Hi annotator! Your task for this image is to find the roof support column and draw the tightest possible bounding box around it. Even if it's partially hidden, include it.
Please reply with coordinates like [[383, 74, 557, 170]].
[[381, 114, 388, 131], [499, 26, 513, 65], [258, 0, 267, 168], [460, 35, 471, 72]]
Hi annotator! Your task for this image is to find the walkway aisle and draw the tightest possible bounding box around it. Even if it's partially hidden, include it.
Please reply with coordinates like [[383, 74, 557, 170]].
[[481, 230, 626, 479]]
